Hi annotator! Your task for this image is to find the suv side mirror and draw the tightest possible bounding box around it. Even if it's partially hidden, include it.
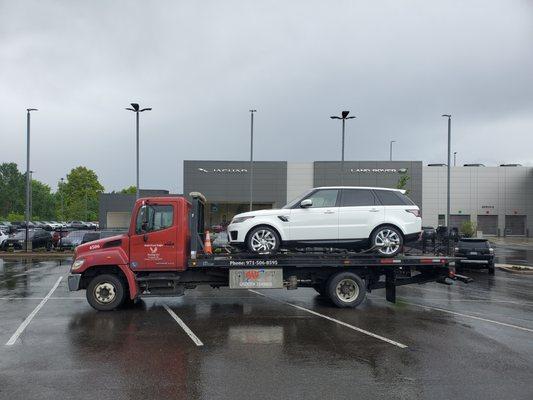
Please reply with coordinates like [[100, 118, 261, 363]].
[[300, 199, 313, 208]]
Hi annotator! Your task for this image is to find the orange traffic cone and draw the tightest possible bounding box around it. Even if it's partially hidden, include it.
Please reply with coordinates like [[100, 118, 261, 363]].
[[204, 230, 213, 255]]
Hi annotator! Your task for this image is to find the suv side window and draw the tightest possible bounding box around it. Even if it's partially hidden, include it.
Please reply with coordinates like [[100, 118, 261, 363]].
[[136, 204, 174, 234], [304, 189, 339, 208], [341, 189, 376, 207], [374, 190, 413, 206]]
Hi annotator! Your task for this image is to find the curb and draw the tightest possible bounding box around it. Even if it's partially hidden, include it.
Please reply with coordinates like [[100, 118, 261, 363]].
[[496, 263, 533, 275]]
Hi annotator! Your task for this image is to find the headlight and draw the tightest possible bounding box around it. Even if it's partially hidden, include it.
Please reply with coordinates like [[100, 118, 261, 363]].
[[231, 216, 255, 224], [71, 258, 85, 271]]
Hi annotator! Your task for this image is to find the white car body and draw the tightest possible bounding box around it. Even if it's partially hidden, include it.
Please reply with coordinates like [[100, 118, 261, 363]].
[[0, 230, 8, 246], [227, 186, 421, 252]]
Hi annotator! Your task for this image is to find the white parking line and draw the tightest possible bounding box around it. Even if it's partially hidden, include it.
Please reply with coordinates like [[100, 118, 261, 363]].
[[248, 290, 407, 349], [5, 276, 63, 346], [163, 303, 204, 347], [402, 301, 533, 333]]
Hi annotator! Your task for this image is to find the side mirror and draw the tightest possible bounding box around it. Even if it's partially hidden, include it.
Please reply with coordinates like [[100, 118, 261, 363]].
[[300, 199, 313, 208]]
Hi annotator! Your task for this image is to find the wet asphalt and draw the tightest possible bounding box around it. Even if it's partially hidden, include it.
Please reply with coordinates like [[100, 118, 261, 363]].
[[0, 246, 532, 400]]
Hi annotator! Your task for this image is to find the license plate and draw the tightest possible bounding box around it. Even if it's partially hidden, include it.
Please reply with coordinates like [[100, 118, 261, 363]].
[[469, 251, 478, 255], [229, 268, 283, 289]]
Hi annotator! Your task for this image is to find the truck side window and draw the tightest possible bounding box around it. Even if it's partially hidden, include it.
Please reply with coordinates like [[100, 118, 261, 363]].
[[136, 205, 174, 234]]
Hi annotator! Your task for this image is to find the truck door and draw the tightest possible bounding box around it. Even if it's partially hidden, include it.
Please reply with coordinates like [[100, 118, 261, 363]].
[[129, 203, 178, 270]]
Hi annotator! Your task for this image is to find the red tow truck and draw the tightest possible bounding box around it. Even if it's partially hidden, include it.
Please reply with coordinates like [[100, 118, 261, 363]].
[[68, 193, 469, 311]]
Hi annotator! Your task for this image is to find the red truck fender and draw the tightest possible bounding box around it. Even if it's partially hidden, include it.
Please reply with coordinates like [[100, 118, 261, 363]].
[[74, 236, 139, 299]]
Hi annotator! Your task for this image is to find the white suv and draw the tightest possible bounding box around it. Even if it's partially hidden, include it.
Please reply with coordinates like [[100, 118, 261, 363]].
[[227, 186, 421, 257]]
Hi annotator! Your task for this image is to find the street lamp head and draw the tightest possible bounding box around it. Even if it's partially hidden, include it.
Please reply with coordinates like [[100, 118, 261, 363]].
[[27, 108, 38, 112], [346, 116, 356, 119], [330, 116, 341, 119], [125, 107, 135, 111], [442, 114, 451, 118], [140, 108, 152, 112], [130, 103, 140, 111], [249, 109, 257, 113], [341, 111, 350, 118]]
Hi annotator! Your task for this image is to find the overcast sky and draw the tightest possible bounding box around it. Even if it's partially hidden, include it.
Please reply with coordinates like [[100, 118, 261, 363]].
[[1, 0, 532, 193]]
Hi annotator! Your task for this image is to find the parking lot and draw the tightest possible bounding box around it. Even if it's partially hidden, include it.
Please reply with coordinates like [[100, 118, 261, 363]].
[[1, 247, 532, 400]]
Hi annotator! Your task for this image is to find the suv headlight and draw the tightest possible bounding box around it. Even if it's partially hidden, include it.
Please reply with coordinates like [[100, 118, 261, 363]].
[[71, 258, 85, 271], [231, 216, 255, 224]]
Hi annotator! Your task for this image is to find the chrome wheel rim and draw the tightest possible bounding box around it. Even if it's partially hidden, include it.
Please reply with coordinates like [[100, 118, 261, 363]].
[[250, 229, 277, 252], [374, 229, 401, 255], [335, 279, 359, 303], [94, 282, 116, 304]]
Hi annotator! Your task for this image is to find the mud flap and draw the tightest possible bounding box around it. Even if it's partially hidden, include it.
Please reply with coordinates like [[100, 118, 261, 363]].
[[385, 270, 396, 303]]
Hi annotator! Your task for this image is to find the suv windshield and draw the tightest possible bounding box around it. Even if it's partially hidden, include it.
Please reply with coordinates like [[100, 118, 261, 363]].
[[282, 189, 314, 209]]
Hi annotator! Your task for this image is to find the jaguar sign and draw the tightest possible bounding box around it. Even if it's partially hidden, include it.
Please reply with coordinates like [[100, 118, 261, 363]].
[[198, 167, 248, 174], [350, 168, 408, 174]]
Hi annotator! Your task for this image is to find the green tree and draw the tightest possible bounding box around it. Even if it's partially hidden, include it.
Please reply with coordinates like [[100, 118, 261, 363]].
[[396, 174, 411, 194], [30, 179, 56, 220], [60, 167, 104, 221], [460, 220, 477, 238], [0, 163, 25, 217], [120, 185, 137, 194]]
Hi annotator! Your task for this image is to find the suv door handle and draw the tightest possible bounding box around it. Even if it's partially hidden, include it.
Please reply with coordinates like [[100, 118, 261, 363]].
[[369, 208, 380, 212], [324, 210, 335, 214]]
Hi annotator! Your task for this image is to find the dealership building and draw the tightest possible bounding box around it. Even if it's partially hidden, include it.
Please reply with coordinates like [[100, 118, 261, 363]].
[[99, 160, 533, 237]]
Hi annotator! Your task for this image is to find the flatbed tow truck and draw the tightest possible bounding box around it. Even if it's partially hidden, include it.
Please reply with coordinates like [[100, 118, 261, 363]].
[[68, 193, 470, 311]]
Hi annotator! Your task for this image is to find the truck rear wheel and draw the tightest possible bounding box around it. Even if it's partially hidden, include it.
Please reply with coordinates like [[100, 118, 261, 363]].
[[86, 274, 126, 311], [326, 272, 366, 308]]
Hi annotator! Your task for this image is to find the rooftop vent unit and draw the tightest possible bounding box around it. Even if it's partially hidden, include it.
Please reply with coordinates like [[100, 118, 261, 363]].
[[499, 163, 522, 167], [463, 164, 485, 167], [427, 163, 447, 167]]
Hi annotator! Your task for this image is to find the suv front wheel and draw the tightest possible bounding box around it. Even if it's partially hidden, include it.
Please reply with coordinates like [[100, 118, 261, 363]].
[[371, 226, 403, 257], [246, 226, 280, 253]]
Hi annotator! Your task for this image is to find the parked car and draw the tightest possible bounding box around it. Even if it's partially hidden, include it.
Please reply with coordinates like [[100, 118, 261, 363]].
[[58, 230, 102, 250], [52, 229, 72, 248], [227, 186, 422, 256], [68, 221, 91, 230], [0, 230, 8, 247], [455, 238, 495, 273], [2, 228, 53, 251]]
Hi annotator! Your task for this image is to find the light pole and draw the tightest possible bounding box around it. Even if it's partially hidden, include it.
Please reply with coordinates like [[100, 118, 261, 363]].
[[249, 109, 256, 211], [330, 111, 356, 184], [389, 140, 396, 161], [126, 103, 152, 199], [454, 151, 457, 167], [25, 108, 37, 252], [442, 114, 452, 231]]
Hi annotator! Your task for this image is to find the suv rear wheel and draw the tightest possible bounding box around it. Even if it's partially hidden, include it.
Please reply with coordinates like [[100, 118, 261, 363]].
[[371, 226, 403, 257]]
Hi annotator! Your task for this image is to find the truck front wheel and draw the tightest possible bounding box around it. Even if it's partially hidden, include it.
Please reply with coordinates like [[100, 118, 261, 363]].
[[326, 272, 366, 308], [86, 274, 126, 311]]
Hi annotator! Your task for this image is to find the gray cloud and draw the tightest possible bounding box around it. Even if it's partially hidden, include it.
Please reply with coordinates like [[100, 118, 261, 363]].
[[1, 0, 532, 192]]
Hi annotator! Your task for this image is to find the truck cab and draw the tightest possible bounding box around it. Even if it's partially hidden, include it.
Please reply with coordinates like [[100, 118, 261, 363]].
[[68, 196, 192, 309]]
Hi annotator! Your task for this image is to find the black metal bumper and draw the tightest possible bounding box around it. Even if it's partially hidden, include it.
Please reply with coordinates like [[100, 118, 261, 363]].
[[67, 274, 81, 291]]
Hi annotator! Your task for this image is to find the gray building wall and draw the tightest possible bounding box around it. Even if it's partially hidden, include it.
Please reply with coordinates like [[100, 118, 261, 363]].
[[286, 162, 314, 204], [313, 161, 423, 208], [422, 166, 533, 235], [98, 189, 173, 229], [183, 160, 287, 208]]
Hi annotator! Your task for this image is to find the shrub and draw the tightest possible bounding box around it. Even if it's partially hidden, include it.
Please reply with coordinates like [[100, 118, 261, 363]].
[[460, 220, 477, 238]]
